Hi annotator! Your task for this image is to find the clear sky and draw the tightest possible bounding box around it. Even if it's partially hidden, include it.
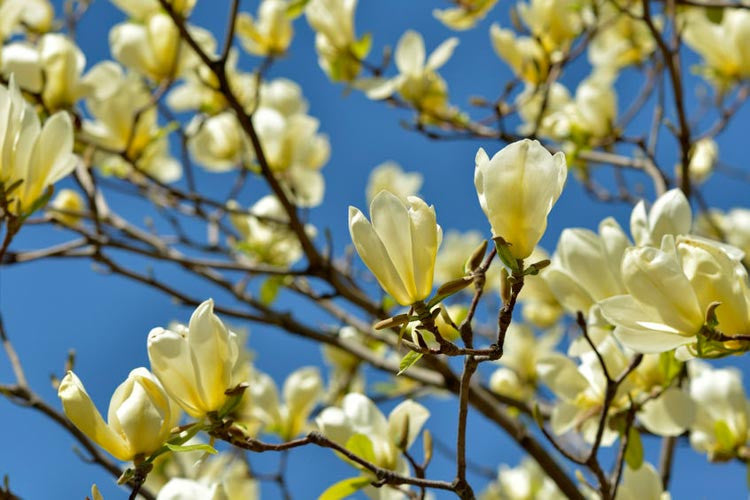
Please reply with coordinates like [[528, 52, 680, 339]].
[[1, 1, 749, 499]]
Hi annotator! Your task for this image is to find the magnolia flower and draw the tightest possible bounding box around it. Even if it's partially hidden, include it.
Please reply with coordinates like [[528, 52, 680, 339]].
[[48, 188, 84, 226], [157, 479, 226, 500], [81, 62, 180, 183], [258, 77, 308, 116], [480, 457, 565, 500], [253, 105, 330, 207], [148, 299, 240, 418], [363, 30, 458, 118], [349, 191, 442, 306], [156, 454, 259, 500], [680, 137, 718, 184], [236, 0, 294, 56], [167, 50, 257, 115], [682, 7, 750, 86], [489, 368, 528, 403], [695, 208, 750, 265], [58, 368, 177, 461], [316, 394, 429, 486], [515, 82, 572, 139], [565, 73, 617, 140], [235, 367, 323, 440], [305, 0, 369, 81], [490, 25, 548, 84], [475, 139, 567, 260], [588, 3, 656, 70], [187, 112, 253, 171], [630, 188, 692, 247], [689, 363, 750, 460], [0, 0, 53, 39], [615, 462, 671, 500], [600, 235, 750, 354], [544, 217, 629, 316], [543, 330, 694, 439], [253, 107, 328, 174], [433, 0, 498, 31], [146, 439, 259, 496], [322, 326, 367, 373], [1, 34, 87, 111], [0, 77, 77, 215], [109, 0, 196, 20], [365, 162, 422, 205], [434, 230, 487, 286], [516, 0, 583, 53], [322, 326, 372, 398], [229, 195, 312, 267], [110, 12, 216, 82], [538, 337, 635, 444]]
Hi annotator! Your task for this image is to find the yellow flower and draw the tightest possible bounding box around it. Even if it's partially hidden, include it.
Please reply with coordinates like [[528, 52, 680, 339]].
[[0, 76, 77, 215], [58, 368, 177, 461], [490, 25, 548, 84], [48, 188, 84, 226], [348, 190, 442, 306], [147, 299, 240, 418], [475, 139, 567, 260], [237, 0, 294, 56]]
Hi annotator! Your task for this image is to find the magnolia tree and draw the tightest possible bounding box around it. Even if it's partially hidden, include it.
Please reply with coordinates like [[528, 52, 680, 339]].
[[3, 0, 750, 498]]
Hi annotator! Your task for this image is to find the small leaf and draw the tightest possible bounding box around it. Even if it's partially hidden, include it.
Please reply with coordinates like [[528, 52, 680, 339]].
[[398, 351, 423, 375], [165, 443, 217, 455], [351, 33, 372, 60], [318, 476, 372, 500], [345, 434, 376, 463], [658, 351, 682, 383], [624, 427, 643, 469], [260, 276, 284, 305], [493, 236, 520, 272]]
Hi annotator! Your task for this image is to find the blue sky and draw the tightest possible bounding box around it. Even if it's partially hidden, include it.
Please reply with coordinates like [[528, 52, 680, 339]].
[[1, 1, 749, 498]]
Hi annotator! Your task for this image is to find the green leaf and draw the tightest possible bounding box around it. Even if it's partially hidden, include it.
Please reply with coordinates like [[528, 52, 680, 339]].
[[345, 434, 376, 463], [165, 442, 217, 455], [351, 33, 372, 60], [398, 351, 423, 375], [318, 476, 371, 500], [658, 351, 682, 384], [260, 276, 284, 305], [492, 237, 520, 272], [624, 427, 643, 469]]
